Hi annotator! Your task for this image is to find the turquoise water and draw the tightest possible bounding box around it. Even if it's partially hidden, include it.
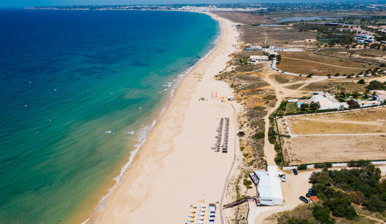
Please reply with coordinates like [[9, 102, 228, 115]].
[[0, 10, 218, 223]]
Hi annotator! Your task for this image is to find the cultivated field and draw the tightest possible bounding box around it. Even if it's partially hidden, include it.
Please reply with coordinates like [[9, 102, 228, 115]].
[[277, 51, 373, 76], [277, 107, 386, 165]]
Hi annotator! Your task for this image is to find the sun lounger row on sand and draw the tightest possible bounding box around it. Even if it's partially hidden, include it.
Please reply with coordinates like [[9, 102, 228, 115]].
[[212, 117, 229, 153], [222, 118, 229, 153], [186, 202, 217, 224]]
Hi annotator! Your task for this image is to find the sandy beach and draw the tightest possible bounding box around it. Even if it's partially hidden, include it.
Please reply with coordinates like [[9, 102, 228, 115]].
[[96, 13, 239, 224]]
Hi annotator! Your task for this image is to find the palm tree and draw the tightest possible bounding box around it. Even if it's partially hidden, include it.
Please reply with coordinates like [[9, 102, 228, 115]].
[[364, 89, 370, 98], [352, 90, 360, 98]]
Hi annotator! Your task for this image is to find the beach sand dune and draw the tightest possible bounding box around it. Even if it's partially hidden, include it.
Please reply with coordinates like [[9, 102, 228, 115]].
[[97, 13, 239, 224]]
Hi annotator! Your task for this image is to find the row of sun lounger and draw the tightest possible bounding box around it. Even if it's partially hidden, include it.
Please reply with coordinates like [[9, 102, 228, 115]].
[[187, 203, 217, 224], [186, 204, 206, 224], [222, 118, 229, 153], [213, 118, 224, 152]]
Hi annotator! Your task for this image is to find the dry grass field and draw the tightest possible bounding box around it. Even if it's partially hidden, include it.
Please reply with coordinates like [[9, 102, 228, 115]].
[[271, 74, 308, 84], [283, 135, 386, 165], [301, 80, 367, 92], [277, 51, 374, 76], [321, 48, 386, 64], [241, 25, 316, 45], [287, 107, 386, 134], [278, 107, 386, 165]]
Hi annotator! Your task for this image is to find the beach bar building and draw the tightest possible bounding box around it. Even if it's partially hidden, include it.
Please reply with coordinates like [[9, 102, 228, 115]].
[[254, 166, 283, 206]]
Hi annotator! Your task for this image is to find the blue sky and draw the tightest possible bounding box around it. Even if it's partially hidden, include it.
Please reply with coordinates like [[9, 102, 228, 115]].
[[0, 0, 376, 8]]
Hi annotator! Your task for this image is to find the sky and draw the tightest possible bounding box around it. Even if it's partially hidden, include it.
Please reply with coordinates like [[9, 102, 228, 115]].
[[0, 0, 379, 8]]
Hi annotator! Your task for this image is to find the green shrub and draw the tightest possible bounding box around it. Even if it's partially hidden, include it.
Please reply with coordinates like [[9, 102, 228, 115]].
[[313, 205, 335, 224], [364, 196, 386, 212], [285, 218, 313, 224], [274, 153, 283, 165], [274, 143, 281, 152], [298, 164, 308, 170], [252, 132, 265, 139], [347, 160, 371, 167], [243, 179, 252, 186]]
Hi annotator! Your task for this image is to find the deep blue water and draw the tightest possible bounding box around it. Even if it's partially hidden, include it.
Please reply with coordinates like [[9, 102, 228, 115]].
[[0, 9, 218, 223]]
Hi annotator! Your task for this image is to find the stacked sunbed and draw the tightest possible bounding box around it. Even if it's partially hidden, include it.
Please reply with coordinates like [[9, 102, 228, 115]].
[[208, 203, 216, 223], [222, 117, 229, 153], [213, 118, 223, 152]]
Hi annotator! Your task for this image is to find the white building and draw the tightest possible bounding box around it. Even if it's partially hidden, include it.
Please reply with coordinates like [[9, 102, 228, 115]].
[[249, 55, 270, 64], [311, 92, 348, 110], [358, 100, 382, 107], [371, 90, 386, 103], [254, 166, 283, 206], [355, 34, 376, 44], [245, 44, 262, 51]]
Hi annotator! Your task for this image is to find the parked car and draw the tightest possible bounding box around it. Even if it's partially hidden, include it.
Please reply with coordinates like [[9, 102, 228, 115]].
[[293, 168, 298, 175], [281, 175, 286, 182], [299, 196, 309, 203]]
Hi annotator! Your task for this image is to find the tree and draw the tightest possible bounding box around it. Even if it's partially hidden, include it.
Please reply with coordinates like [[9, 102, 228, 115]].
[[366, 80, 386, 90], [350, 191, 365, 205], [352, 90, 360, 98], [364, 89, 370, 97], [347, 100, 359, 108], [301, 103, 309, 111], [277, 54, 282, 61], [307, 73, 314, 78], [357, 79, 365, 84], [310, 101, 320, 110]]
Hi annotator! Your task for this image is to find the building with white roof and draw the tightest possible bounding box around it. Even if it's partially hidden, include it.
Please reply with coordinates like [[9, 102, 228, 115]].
[[358, 100, 382, 107], [371, 90, 386, 103], [254, 166, 283, 206], [249, 55, 269, 64], [309, 92, 348, 110]]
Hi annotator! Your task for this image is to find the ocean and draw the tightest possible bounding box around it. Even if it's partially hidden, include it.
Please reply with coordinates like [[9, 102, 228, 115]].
[[0, 9, 218, 223]]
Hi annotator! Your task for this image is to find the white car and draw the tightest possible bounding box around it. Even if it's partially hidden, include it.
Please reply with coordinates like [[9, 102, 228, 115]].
[[281, 175, 286, 182]]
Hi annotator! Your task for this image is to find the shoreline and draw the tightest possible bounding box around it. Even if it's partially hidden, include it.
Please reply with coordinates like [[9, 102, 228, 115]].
[[76, 14, 222, 223], [92, 12, 240, 224]]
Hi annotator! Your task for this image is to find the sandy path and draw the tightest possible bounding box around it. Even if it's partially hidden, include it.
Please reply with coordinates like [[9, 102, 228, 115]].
[[96, 13, 240, 224]]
